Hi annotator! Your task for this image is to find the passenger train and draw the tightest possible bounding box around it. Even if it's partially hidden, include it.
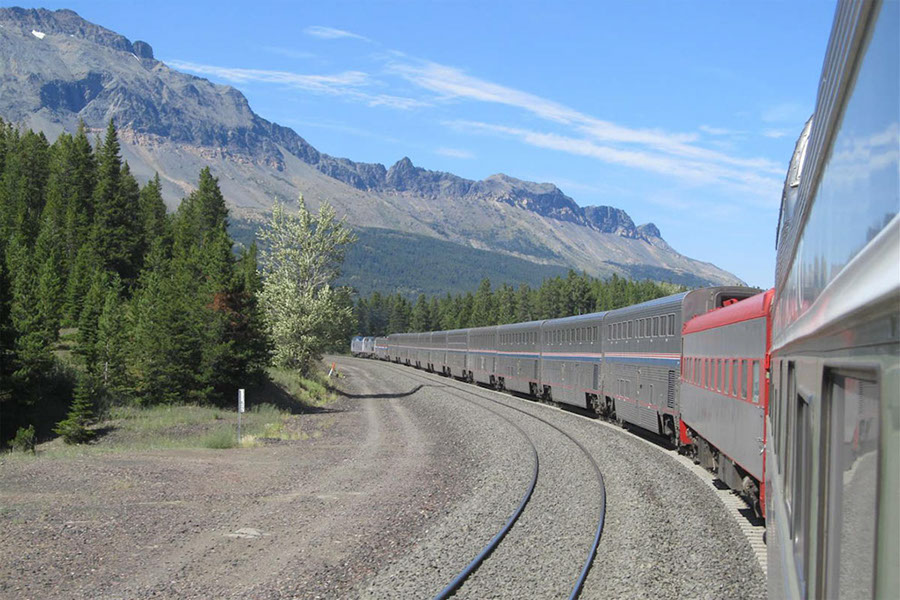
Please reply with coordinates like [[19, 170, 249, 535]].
[[351, 1, 898, 597]]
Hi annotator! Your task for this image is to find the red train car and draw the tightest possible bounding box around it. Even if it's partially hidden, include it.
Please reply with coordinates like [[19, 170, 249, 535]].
[[680, 289, 774, 517]]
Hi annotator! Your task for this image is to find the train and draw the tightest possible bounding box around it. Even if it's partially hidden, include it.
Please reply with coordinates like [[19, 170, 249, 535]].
[[350, 1, 898, 597]]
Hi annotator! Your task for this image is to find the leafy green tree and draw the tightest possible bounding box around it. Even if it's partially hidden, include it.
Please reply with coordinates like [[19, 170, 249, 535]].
[[495, 283, 517, 325], [388, 294, 411, 333], [138, 173, 169, 259], [259, 198, 356, 373], [63, 122, 97, 265]]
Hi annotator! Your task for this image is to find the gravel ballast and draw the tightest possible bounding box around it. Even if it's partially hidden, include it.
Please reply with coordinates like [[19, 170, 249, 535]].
[[1, 357, 766, 599]]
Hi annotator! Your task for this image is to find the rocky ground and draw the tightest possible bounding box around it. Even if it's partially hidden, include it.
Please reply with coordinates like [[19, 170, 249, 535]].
[[0, 357, 766, 599]]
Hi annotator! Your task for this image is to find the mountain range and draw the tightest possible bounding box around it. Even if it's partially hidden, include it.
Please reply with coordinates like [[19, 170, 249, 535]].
[[0, 7, 744, 293]]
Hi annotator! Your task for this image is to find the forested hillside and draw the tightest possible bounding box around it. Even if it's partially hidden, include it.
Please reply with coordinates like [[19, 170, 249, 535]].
[[355, 272, 687, 336], [0, 118, 268, 444]]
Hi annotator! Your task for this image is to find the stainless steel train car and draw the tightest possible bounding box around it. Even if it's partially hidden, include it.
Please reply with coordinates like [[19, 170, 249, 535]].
[[600, 288, 755, 441], [350, 336, 364, 356], [681, 289, 773, 517], [374, 337, 389, 361], [445, 328, 468, 378], [466, 326, 497, 384], [495, 320, 543, 396], [539, 313, 605, 408], [766, 1, 899, 597], [428, 330, 447, 372]]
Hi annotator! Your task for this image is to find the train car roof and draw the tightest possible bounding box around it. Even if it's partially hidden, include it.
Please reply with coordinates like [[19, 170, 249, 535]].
[[496, 319, 545, 330], [541, 311, 607, 327], [683, 288, 774, 335], [605, 291, 690, 316]]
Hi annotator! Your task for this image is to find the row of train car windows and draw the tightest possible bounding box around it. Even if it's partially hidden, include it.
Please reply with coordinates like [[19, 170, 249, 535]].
[[682, 356, 761, 403], [770, 363, 880, 598], [543, 325, 598, 346], [500, 332, 537, 345], [609, 313, 676, 341]]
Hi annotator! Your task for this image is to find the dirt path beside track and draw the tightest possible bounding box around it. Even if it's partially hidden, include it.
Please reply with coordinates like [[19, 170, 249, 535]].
[[0, 359, 474, 599]]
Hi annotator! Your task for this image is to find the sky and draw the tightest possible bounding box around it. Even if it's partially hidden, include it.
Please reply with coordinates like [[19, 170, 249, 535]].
[[34, 1, 838, 287]]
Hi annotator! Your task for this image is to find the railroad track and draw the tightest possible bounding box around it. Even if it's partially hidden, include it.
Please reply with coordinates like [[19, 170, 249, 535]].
[[378, 361, 607, 600]]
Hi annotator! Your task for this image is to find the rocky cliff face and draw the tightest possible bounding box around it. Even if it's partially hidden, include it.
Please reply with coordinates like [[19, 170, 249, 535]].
[[0, 7, 743, 287]]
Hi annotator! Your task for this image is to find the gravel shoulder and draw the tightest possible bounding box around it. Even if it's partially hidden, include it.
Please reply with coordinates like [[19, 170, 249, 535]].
[[0, 357, 766, 599], [0, 359, 488, 599]]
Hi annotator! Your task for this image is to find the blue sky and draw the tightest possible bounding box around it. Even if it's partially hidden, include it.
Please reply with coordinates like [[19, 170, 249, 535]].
[[36, 1, 838, 286]]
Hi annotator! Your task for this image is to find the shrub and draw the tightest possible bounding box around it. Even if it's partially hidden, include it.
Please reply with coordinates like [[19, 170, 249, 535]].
[[11, 425, 36, 453]]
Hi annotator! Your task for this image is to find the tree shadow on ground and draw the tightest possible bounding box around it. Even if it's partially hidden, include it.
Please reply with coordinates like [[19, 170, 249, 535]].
[[248, 378, 343, 415], [338, 384, 428, 400]]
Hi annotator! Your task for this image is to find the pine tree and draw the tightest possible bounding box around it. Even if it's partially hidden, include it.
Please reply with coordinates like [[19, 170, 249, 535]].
[[495, 283, 516, 325], [470, 278, 494, 327], [91, 121, 140, 284], [96, 276, 129, 402], [76, 269, 110, 374], [54, 372, 96, 444], [515, 284, 534, 322], [410, 293, 430, 332], [63, 122, 97, 266], [138, 173, 169, 258]]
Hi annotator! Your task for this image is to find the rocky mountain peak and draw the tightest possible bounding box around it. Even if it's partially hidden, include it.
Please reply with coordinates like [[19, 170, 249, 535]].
[[1, 7, 136, 54], [132, 40, 153, 59], [637, 222, 661, 239]]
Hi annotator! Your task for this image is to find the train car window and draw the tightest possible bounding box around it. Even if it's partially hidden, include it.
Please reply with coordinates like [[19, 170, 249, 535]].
[[783, 363, 796, 510], [653, 317, 659, 337], [752, 362, 760, 403], [793, 392, 813, 596], [668, 315, 675, 336], [627, 321, 633, 338], [740, 360, 748, 400], [819, 370, 880, 599]]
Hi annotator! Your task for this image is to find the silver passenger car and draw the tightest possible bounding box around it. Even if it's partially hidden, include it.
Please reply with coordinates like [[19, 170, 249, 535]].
[[600, 288, 755, 439], [766, 1, 899, 597], [466, 326, 498, 384], [495, 320, 543, 395], [539, 313, 605, 408]]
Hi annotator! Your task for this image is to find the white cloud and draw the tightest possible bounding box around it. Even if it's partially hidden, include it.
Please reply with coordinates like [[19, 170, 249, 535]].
[[304, 26, 369, 42], [762, 129, 790, 139], [392, 60, 784, 178], [435, 147, 475, 159], [446, 120, 782, 201], [262, 46, 316, 60], [700, 125, 744, 136], [167, 60, 429, 110]]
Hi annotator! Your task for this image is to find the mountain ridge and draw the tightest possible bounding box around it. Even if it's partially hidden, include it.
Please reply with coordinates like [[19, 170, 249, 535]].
[[0, 7, 744, 288]]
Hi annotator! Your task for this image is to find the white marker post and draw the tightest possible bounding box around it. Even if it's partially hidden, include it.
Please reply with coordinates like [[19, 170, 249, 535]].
[[237, 388, 245, 444]]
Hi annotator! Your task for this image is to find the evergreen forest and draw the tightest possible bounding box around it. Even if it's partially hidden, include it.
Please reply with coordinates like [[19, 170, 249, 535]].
[[0, 118, 689, 448], [0, 119, 268, 445], [355, 272, 687, 336]]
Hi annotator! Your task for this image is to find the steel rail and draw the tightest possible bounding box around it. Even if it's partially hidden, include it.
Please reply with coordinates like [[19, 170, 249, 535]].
[[375, 363, 541, 600], [379, 361, 606, 599]]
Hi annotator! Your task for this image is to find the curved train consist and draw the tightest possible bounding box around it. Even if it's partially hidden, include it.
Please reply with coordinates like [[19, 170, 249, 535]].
[[353, 1, 897, 597]]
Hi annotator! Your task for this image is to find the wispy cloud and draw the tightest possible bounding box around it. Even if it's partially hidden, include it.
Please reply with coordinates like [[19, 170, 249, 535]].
[[304, 26, 369, 42], [446, 120, 782, 201], [700, 125, 744, 136], [262, 46, 315, 60], [391, 60, 784, 180], [762, 129, 790, 139], [167, 60, 428, 110], [435, 147, 475, 159]]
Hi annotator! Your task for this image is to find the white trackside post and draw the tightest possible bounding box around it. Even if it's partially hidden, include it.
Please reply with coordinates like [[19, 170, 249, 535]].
[[238, 388, 245, 444]]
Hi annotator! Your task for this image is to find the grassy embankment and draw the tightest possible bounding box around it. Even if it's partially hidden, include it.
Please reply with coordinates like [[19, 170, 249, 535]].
[[4, 367, 340, 460]]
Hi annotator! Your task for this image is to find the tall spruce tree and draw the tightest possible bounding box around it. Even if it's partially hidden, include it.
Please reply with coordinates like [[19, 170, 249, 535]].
[[92, 121, 140, 284]]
